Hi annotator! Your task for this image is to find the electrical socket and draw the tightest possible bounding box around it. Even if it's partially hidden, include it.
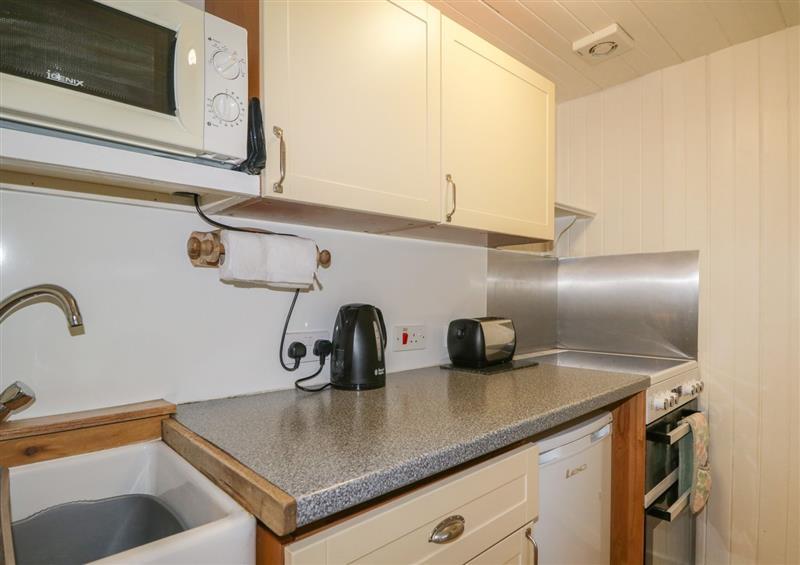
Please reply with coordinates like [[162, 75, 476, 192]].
[[283, 330, 330, 364], [393, 325, 427, 352]]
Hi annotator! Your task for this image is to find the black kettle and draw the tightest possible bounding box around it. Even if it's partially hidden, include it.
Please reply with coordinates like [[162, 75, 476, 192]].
[[330, 304, 387, 390]]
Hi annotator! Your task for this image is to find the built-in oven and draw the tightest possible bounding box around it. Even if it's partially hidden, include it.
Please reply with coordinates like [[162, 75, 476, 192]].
[[0, 0, 248, 163], [644, 398, 698, 565]]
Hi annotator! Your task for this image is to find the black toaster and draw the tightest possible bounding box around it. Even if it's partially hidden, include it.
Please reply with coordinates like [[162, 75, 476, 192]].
[[447, 317, 516, 369]]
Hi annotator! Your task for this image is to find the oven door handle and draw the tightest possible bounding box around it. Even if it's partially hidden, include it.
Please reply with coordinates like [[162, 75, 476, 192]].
[[644, 468, 679, 508], [646, 490, 690, 522], [646, 410, 698, 445]]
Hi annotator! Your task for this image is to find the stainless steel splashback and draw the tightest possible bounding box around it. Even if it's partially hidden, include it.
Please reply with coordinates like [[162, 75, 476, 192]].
[[558, 251, 699, 359], [487, 250, 557, 353]]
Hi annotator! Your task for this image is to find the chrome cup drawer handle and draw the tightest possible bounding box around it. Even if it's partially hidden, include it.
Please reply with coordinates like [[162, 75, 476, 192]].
[[428, 515, 465, 544]]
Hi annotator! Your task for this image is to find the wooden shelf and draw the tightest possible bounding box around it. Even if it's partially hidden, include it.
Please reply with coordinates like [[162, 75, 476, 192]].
[[0, 127, 260, 199], [555, 201, 596, 219]]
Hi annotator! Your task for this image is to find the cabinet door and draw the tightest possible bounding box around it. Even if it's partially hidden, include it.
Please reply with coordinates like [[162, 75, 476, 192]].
[[467, 522, 537, 565], [263, 0, 441, 222], [441, 17, 555, 240]]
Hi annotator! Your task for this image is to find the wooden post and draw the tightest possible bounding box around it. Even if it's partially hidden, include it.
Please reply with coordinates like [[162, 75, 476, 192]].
[[610, 391, 646, 564]]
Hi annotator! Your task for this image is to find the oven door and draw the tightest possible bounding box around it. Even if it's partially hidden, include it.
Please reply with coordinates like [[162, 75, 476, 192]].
[[644, 399, 698, 565], [0, 0, 204, 154]]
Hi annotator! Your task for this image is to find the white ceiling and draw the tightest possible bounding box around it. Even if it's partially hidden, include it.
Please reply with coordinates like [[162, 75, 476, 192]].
[[430, 0, 799, 101]]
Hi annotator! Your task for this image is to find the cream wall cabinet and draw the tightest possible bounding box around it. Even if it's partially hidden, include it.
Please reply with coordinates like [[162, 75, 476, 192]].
[[284, 444, 539, 565], [440, 17, 555, 241], [262, 0, 441, 223], [258, 4, 555, 242]]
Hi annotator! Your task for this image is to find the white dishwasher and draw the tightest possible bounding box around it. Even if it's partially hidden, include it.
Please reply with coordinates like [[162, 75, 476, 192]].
[[535, 412, 613, 565]]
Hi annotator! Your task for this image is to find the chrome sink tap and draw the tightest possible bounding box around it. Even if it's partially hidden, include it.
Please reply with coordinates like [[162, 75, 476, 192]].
[[0, 284, 85, 422], [1, 284, 83, 330], [0, 381, 35, 422]]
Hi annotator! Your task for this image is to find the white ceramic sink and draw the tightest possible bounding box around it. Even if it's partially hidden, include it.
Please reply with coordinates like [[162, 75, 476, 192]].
[[9, 440, 255, 564]]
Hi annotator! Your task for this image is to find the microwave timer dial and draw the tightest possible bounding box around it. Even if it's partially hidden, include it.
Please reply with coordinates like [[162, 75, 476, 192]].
[[211, 93, 241, 122], [207, 90, 245, 127]]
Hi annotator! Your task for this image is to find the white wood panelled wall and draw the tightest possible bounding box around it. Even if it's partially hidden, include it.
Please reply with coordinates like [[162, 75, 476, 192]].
[[555, 26, 799, 564]]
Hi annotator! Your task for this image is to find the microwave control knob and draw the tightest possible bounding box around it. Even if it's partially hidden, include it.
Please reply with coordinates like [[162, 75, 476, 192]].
[[211, 93, 240, 122], [212, 49, 241, 80]]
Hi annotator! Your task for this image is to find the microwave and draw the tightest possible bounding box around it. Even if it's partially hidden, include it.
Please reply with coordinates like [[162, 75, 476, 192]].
[[0, 0, 248, 164]]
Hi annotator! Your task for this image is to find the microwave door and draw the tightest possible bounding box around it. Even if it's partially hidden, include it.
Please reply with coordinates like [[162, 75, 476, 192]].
[[0, 0, 204, 155]]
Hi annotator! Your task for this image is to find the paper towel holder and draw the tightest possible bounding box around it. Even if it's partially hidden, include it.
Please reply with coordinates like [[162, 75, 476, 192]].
[[186, 230, 332, 269]]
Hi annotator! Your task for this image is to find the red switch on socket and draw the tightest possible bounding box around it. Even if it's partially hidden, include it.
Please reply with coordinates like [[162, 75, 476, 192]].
[[402, 331, 409, 345]]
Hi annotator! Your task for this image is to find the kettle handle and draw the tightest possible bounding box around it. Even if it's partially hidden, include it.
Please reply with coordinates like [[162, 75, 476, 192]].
[[376, 308, 387, 349]]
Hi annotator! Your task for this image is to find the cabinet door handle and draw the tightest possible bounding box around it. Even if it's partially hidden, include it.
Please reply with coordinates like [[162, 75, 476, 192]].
[[428, 515, 465, 544], [445, 174, 457, 222], [273, 126, 286, 193], [525, 527, 539, 565]]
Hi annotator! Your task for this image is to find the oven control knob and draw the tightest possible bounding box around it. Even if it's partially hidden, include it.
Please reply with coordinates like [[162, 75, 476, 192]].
[[212, 49, 242, 80], [211, 93, 240, 122], [652, 394, 668, 411]]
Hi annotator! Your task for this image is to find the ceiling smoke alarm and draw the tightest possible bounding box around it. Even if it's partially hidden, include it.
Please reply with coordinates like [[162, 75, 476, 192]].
[[573, 23, 634, 64]]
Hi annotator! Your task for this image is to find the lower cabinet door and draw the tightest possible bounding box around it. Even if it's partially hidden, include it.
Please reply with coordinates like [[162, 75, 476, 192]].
[[466, 522, 536, 565]]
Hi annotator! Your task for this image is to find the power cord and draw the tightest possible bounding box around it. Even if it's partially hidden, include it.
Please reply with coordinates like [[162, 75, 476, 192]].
[[280, 290, 303, 371], [176, 192, 296, 237], [280, 289, 333, 392], [294, 339, 333, 392]]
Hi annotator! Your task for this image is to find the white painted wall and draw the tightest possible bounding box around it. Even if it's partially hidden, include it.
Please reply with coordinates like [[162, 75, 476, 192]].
[[0, 185, 487, 418], [554, 26, 799, 565]]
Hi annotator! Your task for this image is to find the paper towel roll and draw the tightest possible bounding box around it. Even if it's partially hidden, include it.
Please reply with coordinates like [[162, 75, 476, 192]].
[[219, 231, 318, 289]]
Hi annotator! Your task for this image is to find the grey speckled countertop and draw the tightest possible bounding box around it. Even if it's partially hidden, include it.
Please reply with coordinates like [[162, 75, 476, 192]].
[[175, 363, 648, 530]]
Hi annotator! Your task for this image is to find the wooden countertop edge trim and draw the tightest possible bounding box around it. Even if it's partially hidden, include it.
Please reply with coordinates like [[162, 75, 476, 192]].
[[1, 467, 14, 565], [0, 399, 176, 441], [161, 418, 297, 536]]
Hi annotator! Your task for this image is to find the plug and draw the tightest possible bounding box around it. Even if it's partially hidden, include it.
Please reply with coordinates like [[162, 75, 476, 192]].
[[288, 341, 307, 370], [313, 339, 333, 365]]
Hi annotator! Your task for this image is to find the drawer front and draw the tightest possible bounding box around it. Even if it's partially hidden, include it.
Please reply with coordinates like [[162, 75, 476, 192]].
[[353, 476, 527, 564], [286, 444, 538, 565], [466, 522, 535, 565]]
